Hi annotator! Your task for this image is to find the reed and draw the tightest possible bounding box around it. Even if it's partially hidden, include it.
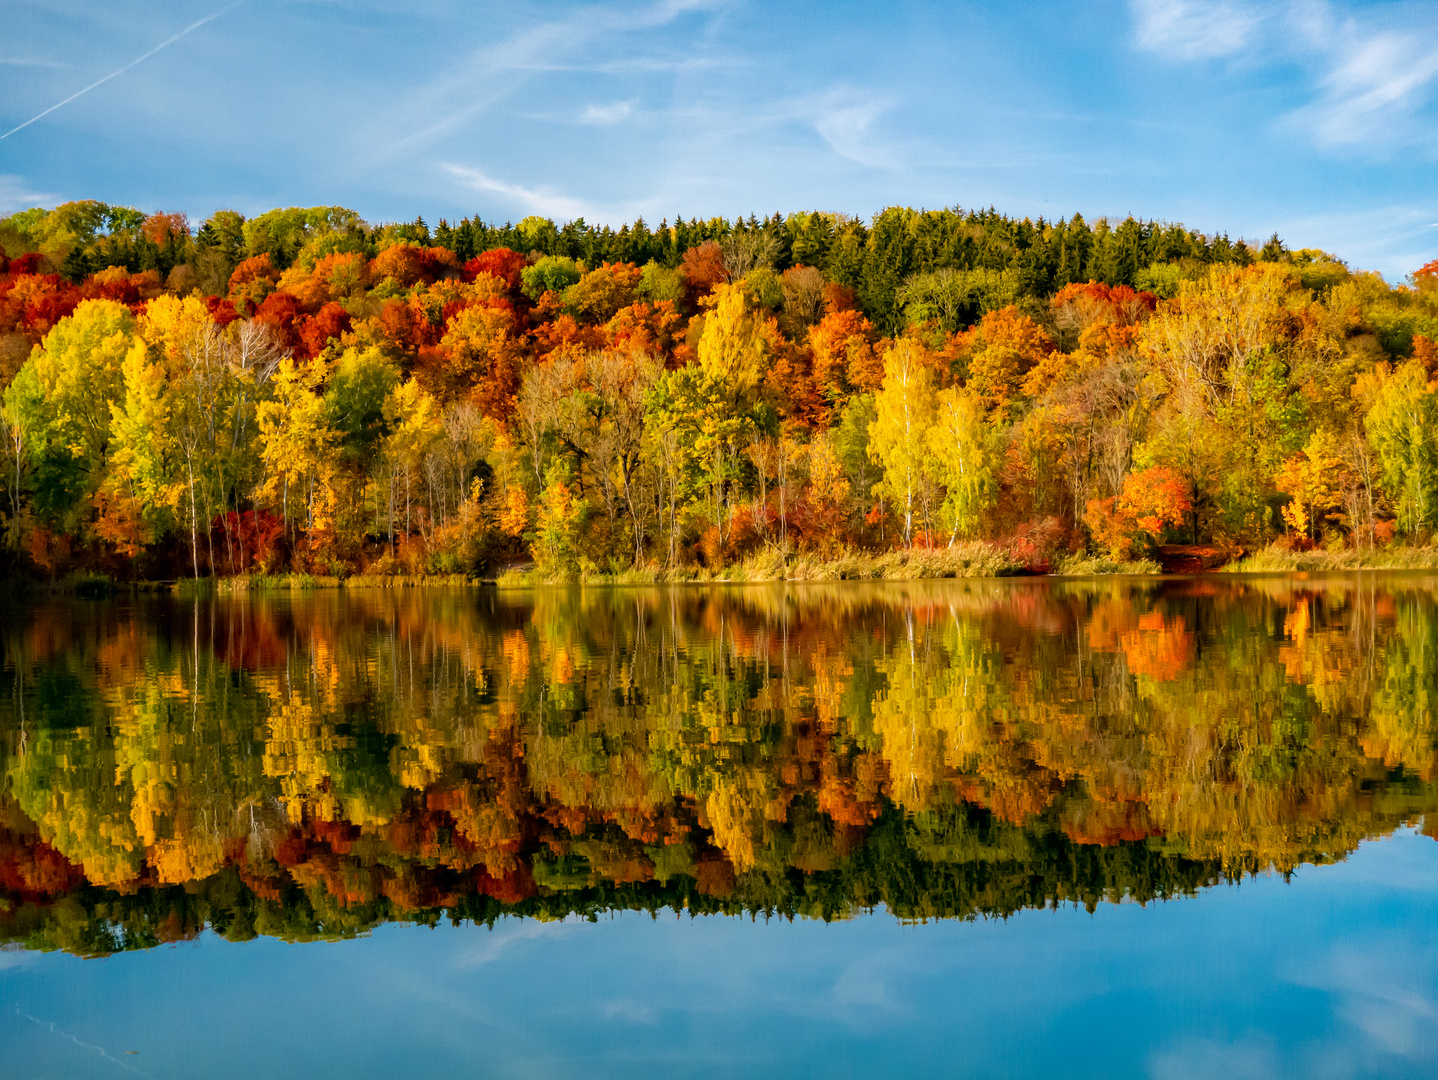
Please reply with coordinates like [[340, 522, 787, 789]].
[[1223, 543, 1438, 573]]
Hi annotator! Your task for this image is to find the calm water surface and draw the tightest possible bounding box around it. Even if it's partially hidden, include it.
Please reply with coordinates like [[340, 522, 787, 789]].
[[2, 577, 1437, 1078]]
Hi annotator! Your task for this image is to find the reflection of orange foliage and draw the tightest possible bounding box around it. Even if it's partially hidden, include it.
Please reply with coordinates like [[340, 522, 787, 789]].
[[694, 853, 736, 896], [1283, 601, 1311, 647], [475, 864, 536, 903], [961, 768, 1062, 826], [551, 646, 575, 685], [12, 580, 1438, 932], [1086, 598, 1138, 652], [383, 868, 459, 911], [1121, 612, 1194, 681], [0, 834, 85, 899], [502, 629, 531, 676], [1061, 799, 1158, 846]]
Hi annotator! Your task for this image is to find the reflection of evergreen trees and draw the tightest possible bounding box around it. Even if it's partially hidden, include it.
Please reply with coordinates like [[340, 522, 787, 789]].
[[2, 579, 1438, 956], [3, 800, 1229, 958]]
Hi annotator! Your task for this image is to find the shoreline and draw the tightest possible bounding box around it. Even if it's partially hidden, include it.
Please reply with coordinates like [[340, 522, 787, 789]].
[[13, 542, 1438, 593]]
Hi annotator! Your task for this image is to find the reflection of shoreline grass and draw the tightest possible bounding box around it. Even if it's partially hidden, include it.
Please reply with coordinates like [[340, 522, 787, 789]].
[[1223, 544, 1438, 573], [1051, 554, 1163, 576]]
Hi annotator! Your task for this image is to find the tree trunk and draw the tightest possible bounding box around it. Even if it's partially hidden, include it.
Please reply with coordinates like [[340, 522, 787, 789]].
[[186, 453, 199, 579]]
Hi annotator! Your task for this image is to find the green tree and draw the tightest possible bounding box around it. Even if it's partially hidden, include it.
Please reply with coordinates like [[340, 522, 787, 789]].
[[520, 255, 582, 301]]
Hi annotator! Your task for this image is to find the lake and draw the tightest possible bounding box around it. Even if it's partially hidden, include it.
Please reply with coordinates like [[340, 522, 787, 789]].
[[2, 577, 1436, 1078]]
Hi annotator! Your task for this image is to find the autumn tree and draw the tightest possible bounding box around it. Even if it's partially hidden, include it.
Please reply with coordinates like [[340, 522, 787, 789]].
[[4, 298, 136, 529], [1364, 357, 1438, 537], [870, 339, 938, 545], [927, 387, 1000, 543]]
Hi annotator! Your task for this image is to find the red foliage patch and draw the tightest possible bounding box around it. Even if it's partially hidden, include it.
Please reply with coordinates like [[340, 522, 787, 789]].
[[254, 290, 308, 354], [297, 300, 352, 359], [204, 293, 241, 326], [464, 247, 526, 291], [210, 509, 286, 574], [8, 253, 44, 276]]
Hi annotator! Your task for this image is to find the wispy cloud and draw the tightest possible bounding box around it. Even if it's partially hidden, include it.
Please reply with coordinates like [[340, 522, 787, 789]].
[[1297, 28, 1438, 148], [1, 1, 246, 141], [811, 88, 896, 169], [1287, 936, 1438, 1061], [0, 949, 34, 972], [15, 1007, 157, 1079], [1258, 205, 1437, 279], [0, 174, 57, 214], [1131, 0, 1262, 60], [580, 100, 635, 125], [598, 998, 659, 1024], [1130, 1, 1438, 151], [388, 0, 730, 153], [444, 164, 592, 221], [453, 918, 575, 968], [1147, 1035, 1281, 1080]]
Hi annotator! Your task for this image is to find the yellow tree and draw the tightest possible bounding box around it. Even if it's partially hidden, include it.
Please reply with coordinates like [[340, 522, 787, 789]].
[[380, 377, 444, 553], [804, 433, 851, 555], [1275, 431, 1350, 540], [257, 357, 338, 556], [2, 299, 137, 530], [114, 295, 234, 574], [105, 338, 183, 553], [1137, 264, 1313, 542], [927, 386, 1000, 543], [698, 281, 770, 407], [869, 338, 937, 545], [1363, 358, 1438, 538]]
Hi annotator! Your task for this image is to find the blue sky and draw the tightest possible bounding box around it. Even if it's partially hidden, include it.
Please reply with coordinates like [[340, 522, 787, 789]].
[[1, 0, 1436, 278]]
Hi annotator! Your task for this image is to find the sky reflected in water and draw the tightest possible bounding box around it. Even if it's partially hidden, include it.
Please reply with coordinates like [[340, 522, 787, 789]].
[[4, 828, 1437, 1080]]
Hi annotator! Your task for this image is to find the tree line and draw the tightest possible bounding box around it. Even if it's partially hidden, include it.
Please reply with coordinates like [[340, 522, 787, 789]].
[[0, 199, 1435, 579]]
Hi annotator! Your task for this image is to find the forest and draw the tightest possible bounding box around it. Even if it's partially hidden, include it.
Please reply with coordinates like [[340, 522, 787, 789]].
[[0, 199, 1436, 580], [2, 580, 1436, 955]]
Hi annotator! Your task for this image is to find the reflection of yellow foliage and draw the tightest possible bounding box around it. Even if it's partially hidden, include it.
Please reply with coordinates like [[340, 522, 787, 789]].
[[551, 646, 575, 686], [6, 578, 1438, 908], [151, 835, 225, 885], [502, 631, 531, 680], [704, 774, 770, 874], [263, 697, 344, 823]]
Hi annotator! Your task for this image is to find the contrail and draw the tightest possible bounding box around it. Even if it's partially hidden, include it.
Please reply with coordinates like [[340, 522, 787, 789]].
[[1, 1, 245, 140]]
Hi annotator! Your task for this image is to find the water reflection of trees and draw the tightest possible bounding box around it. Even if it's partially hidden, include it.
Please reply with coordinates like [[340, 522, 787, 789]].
[[2, 578, 1436, 956]]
